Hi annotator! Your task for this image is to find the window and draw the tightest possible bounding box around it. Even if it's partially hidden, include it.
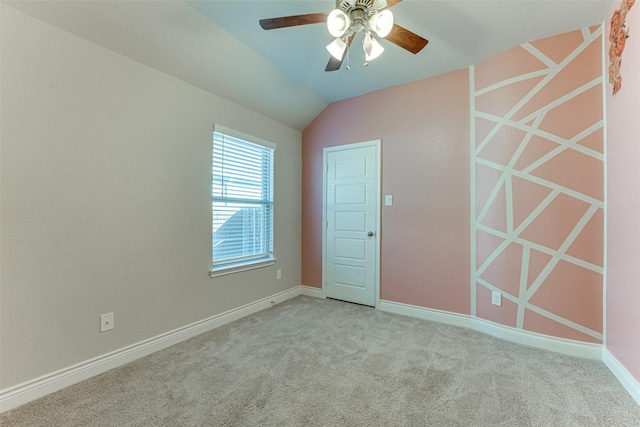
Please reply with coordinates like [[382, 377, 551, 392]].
[[212, 127, 275, 275]]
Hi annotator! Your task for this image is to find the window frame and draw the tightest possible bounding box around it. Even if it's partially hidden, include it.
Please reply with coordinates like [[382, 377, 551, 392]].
[[210, 125, 276, 277]]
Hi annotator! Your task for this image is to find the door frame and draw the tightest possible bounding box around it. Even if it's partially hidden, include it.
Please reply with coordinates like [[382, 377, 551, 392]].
[[322, 139, 381, 308]]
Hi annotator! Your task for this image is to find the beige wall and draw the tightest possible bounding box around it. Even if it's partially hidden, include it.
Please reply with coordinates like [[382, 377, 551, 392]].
[[0, 5, 301, 388], [302, 70, 471, 315], [606, 0, 640, 382]]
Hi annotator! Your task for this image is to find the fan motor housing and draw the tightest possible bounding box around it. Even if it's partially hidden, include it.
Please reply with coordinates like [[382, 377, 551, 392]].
[[339, 0, 381, 13]]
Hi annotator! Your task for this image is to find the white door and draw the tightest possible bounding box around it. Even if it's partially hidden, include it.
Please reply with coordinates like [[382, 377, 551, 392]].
[[324, 141, 380, 307]]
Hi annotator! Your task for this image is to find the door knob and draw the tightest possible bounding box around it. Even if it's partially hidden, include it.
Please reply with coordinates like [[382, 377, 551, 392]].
[[367, 231, 375, 237]]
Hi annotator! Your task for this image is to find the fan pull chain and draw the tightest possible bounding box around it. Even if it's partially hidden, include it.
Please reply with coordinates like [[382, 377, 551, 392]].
[[346, 44, 351, 70]]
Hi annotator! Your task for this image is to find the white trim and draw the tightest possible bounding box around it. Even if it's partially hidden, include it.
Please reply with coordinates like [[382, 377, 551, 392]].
[[213, 124, 276, 150], [471, 317, 602, 359], [603, 348, 640, 406], [300, 285, 325, 299], [209, 258, 276, 278], [322, 139, 381, 308], [1, 290, 630, 413], [374, 141, 382, 308], [469, 64, 477, 317], [0, 286, 302, 413], [378, 299, 602, 360], [322, 148, 328, 299], [601, 21, 608, 348], [379, 300, 472, 328]]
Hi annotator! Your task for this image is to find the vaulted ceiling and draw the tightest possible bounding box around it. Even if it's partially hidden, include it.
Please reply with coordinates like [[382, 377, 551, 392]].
[[6, 0, 614, 130]]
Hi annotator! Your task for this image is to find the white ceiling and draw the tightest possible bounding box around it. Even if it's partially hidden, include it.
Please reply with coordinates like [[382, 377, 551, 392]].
[[5, 0, 614, 131]]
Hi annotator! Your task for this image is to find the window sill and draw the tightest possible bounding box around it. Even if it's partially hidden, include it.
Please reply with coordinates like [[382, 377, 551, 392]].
[[209, 257, 277, 278]]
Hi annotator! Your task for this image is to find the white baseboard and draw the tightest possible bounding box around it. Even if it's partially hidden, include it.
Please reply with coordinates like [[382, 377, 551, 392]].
[[300, 285, 325, 299], [379, 299, 602, 360], [378, 300, 472, 328], [471, 317, 602, 360], [0, 286, 302, 413], [603, 347, 640, 406], [3, 289, 632, 412]]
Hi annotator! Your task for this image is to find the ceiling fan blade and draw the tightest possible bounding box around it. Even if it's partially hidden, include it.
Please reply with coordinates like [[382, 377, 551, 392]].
[[325, 34, 356, 72], [384, 23, 428, 54], [325, 56, 343, 72], [383, 0, 404, 8], [259, 13, 329, 30]]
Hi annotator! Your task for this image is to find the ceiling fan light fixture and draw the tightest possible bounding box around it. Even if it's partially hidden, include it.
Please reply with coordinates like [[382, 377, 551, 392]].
[[369, 10, 393, 38], [363, 31, 384, 61], [258, 1, 429, 72], [327, 9, 351, 37], [326, 37, 348, 60]]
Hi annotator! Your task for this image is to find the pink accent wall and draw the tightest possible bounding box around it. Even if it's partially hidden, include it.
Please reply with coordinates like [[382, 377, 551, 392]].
[[606, 0, 640, 382], [472, 28, 605, 343], [302, 25, 616, 349], [302, 70, 471, 315]]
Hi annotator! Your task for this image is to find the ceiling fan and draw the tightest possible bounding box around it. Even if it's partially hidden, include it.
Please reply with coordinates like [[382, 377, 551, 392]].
[[259, 0, 428, 72]]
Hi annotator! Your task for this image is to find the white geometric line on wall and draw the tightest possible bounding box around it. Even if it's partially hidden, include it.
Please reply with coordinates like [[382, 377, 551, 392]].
[[476, 116, 546, 232], [477, 111, 601, 174], [524, 205, 600, 301], [475, 111, 604, 160], [525, 303, 603, 340], [505, 173, 514, 233], [476, 188, 559, 276], [475, 26, 600, 99], [474, 117, 600, 166], [521, 126, 604, 175], [477, 224, 603, 275], [471, 26, 604, 342], [469, 65, 477, 317], [476, 180, 601, 315], [522, 28, 598, 73], [568, 121, 604, 153], [476, 190, 558, 276], [517, 77, 602, 125], [523, 123, 605, 172], [474, 116, 512, 154], [476, 158, 604, 208], [484, 29, 600, 127], [505, 115, 546, 230], [520, 43, 557, 67], [475, 176, 504, 225], [475, 277, 603, 340], [476, 277, 518, 303], [581, 27, 595, 43], [517, 245, 531, 328], [475, 69, 550, 97], [474, 29, 601, 157], [522, 25, 600, 80], [512, 114, 546, 164]]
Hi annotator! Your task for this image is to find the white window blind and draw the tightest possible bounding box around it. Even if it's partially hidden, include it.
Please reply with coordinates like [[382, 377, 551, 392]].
[[212, 130, 274, 269]]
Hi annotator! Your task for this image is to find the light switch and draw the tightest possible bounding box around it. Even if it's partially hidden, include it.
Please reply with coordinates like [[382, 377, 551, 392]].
[[385, 195, 393, 206]]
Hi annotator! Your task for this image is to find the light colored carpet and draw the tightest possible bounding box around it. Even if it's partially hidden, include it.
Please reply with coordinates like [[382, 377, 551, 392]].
[[2, 296, 639, 426]]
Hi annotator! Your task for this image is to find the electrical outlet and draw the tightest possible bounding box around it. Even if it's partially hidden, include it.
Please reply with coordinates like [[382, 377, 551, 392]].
[[100, 312, 114, 332], [276, 269, 282, 280], [491, 291, 502, 307]]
